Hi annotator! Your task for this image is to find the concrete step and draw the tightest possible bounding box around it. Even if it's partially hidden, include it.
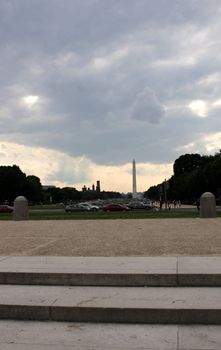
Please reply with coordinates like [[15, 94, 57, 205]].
[[0, 285, 221, 324], [1, 320, 221, 350], [0, 256, 221, 286]]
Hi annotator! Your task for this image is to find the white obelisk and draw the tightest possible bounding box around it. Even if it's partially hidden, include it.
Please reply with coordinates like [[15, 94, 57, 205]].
[[132, 159, 137, 199]]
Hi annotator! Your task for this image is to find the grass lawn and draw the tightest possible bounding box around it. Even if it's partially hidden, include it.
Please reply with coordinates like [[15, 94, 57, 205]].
[[1, 209, 219, 220]]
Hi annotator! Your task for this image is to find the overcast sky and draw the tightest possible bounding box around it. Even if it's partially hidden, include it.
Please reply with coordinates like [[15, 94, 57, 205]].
[[1, 0, 221, 192]]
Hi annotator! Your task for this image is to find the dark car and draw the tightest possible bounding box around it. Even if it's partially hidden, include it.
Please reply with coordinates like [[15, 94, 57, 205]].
[[102, 204, 130, 212], [65, 204, 90, 212], [0, 205, 14, 213], [127, 201, 153, 210]]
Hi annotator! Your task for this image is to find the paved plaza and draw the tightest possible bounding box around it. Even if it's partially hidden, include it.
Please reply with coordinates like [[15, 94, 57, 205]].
[[0, 256, 220, 349], [0, 218, 221, 256], [0, 321, 221, 349], [0, 219, 221, 349]]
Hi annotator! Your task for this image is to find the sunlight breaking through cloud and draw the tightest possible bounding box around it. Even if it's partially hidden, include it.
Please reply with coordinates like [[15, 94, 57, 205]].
[[23, 95, 39, 107], [188, 100, 207, 117]]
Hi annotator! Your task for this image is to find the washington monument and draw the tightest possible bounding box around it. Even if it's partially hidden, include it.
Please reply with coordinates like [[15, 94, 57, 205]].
[[132, 159, 137, 199]]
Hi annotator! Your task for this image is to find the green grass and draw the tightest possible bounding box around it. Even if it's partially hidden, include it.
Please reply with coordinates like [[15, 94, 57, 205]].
[[0, 213, 15, 220], [1, 209, 220, 220], [29, 204, 64, 210], [28, 211, 199, 220]]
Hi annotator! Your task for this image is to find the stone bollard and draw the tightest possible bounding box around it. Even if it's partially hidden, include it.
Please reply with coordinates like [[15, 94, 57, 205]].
[[200, 192, 216, 218], [13, 196, 29, 221]]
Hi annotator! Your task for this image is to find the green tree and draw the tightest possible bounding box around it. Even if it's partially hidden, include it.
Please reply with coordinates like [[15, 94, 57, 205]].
[[44, 186, 81, 203], [144, 185, 160, 200], [173, 154, 202, 176], [25, 175, 43, 203], [0, 165, 27, 203], [146, 151, 221, 204], [60, 187, 81, 202]]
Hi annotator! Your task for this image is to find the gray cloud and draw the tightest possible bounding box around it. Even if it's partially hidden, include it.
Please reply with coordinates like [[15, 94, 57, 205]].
[[130, 87, 165, 123], [1, 0, 221, 170], [46, 156, 91, 184]]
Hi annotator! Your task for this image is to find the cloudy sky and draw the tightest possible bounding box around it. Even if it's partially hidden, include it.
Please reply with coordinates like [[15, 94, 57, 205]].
[[1, 0, 221, 192]]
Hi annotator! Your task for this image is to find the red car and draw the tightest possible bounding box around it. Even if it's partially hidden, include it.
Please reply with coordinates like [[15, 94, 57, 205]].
[[102, 204, 130, 212], [0, 205, 14, 213]]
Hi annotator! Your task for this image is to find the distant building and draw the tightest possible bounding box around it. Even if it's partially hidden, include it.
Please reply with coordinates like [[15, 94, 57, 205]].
[[82, 181, 101, 192], [96, 181, 101, 192], [42, 185, 56, 190]]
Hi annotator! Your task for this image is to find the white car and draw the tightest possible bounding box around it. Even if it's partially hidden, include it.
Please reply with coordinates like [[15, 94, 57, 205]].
[[80, 203, 100, 211], [65, 204, 90, 212]]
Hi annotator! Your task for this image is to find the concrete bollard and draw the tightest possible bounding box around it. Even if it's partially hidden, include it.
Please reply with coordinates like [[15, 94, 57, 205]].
[[13, 196, 29, 221], [200, 192, 216, 218]]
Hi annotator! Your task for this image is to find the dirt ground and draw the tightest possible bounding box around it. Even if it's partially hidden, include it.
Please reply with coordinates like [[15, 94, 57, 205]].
[[0, 218, 221, 256]]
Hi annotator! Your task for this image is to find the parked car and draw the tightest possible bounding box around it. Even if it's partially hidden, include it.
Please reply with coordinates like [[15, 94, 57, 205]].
[[0, 205, 14, 213], [65, 204, 90, 212], [102, 204, 130, 212], [80, 203, 100, 212], [127, 201, 154, 210]]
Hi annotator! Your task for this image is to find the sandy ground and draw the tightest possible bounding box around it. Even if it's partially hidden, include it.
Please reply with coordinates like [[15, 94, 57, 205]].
[[0, 218, 221, 256]]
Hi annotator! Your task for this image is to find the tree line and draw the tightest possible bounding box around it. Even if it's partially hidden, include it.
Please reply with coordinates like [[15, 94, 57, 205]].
[[44, 186, 122, 204], [0, 165, 122, 204], [144, 151, 221, 204], [0, 165, 42, 204]]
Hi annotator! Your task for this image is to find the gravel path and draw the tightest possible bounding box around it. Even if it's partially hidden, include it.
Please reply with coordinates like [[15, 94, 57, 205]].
[[0, 218, 221, 256]]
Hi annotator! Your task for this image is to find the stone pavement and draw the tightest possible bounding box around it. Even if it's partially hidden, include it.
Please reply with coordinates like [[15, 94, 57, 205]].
[[1, 219, 221, 256], [0, 256, 221, 349], [0, 255, 221, 286], [0, 321, 221, 349]]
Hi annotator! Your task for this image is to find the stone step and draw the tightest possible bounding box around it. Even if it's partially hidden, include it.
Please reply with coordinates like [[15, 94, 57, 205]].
[[0, 256, 221, 286], [0, 285, 221, 324], [0, 320, 221, 349]]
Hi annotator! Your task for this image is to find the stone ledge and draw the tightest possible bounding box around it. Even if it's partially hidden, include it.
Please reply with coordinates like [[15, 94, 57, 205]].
[[0, 256, 221, 286], [0, 285, 221, 324]]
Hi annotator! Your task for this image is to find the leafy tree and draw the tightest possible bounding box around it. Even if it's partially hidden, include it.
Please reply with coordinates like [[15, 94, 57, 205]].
[[100, 191, 122, 200], [144, 185, 160, 200], [25, 175, 43, 203], [0, 165, 27, 204], [146, 151, 221, 204], [44, 186, 81, 203], [61, 187, 81, 202], [81, 190, 98, 201], [173, 154, 202, 176]]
